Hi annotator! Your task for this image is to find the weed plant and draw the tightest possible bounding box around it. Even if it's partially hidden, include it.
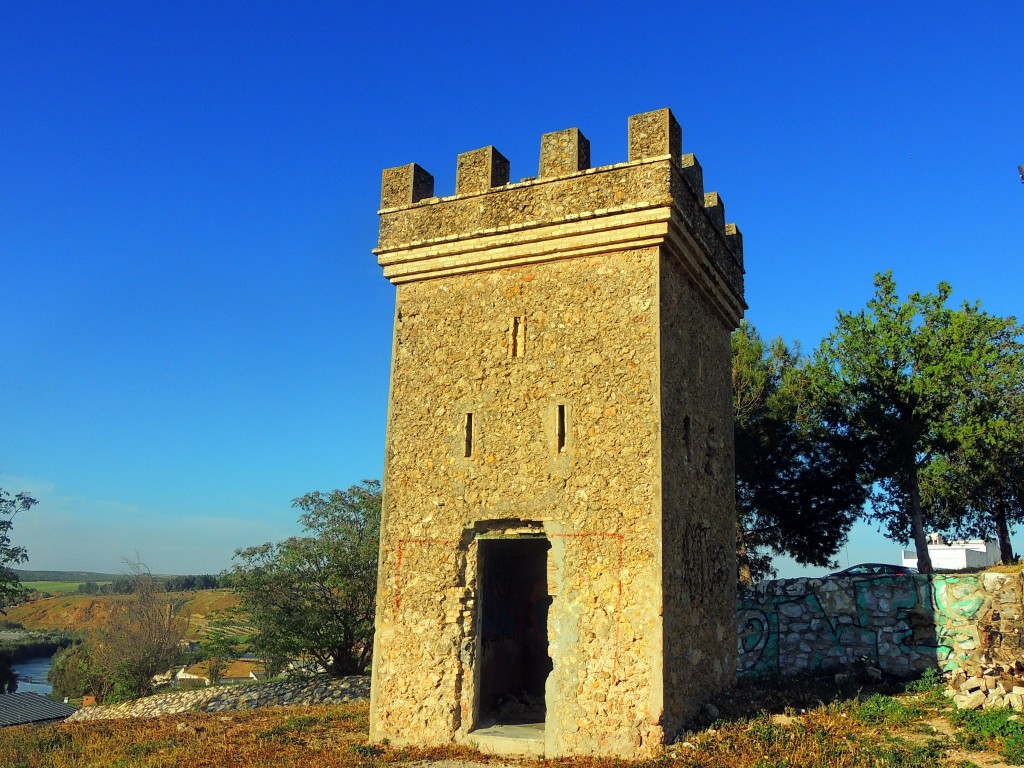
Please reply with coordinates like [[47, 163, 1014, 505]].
[[950, 706, 1024, 764], [904, 667, 942, 693], [851, 693, 925, 726]]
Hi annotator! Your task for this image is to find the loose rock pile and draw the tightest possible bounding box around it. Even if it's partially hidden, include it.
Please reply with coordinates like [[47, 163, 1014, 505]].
[[946, 661, 1024, 711], [66, 675, 370, 722]]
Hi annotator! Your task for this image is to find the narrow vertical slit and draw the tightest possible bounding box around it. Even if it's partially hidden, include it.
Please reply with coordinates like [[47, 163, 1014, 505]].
[[684, 415, 692, 463], [556, 405, 566, 453], [464, 412, 474, 458], [511, 316, 525, 358]]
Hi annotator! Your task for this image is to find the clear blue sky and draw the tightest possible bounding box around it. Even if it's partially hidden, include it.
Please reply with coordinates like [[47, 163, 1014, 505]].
[[2, 2, 1021, 576]]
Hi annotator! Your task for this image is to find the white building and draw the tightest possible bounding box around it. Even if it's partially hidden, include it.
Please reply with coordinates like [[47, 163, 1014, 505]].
[[902, 533, 1001, 571]]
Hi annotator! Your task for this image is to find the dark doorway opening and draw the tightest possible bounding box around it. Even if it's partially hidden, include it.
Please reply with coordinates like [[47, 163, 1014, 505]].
[[477, 537, 552, 725]]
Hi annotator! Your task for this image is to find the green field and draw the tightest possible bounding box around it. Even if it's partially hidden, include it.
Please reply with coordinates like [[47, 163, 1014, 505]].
[[21, 581, 111, 595], [14, 569, 120, 582]]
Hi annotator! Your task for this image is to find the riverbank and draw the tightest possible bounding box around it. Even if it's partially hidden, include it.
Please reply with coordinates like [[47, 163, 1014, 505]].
[[0, 628, 72, 664], [1, 627, 69, 696], [11, 655, 53, 695]]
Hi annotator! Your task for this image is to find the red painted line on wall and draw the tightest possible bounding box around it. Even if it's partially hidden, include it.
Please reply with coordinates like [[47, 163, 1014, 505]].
[[551, 532, 626, 681], [392, 532, 627, 682], [395, 538, 455, 610]]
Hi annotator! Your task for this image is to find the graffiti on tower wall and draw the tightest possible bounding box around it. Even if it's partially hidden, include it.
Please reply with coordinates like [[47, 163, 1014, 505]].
[[736, 572, 1024, 678]]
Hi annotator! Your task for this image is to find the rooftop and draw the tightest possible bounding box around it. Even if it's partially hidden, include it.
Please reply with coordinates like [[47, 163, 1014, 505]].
[[0, 692, 77, 727]]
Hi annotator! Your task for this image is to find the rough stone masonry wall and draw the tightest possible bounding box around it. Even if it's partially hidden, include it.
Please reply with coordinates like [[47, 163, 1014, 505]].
[[372, 250, 666, 756], [737, 572, 1024, 679], [660, 252, 736, 736]]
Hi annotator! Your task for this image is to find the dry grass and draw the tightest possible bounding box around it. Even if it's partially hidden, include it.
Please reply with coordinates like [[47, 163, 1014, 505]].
[[980, 563, 1024, 575], [1, 679, 1020, 768], [0, 703, 459, 768]]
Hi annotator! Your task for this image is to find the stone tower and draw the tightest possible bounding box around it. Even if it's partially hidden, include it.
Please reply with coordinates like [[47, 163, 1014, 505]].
[[370, 108, 745, 758]]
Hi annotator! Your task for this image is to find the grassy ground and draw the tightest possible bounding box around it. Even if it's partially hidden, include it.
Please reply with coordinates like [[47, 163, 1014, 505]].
[[3, 674, 1024, 767]]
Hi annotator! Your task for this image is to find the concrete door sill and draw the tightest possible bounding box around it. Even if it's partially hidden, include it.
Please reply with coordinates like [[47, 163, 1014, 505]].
[[469, 722, 545, 757]]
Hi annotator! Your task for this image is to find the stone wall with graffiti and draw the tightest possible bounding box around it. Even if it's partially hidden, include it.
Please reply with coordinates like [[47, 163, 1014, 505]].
[[737, 571, 1024, 679]]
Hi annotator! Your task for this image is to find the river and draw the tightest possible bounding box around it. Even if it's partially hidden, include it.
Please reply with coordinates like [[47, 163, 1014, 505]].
[[12, 655, 54, 695]]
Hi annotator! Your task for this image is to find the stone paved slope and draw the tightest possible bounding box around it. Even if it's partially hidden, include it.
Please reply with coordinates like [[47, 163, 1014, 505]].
[[66, 675, 369, 722]]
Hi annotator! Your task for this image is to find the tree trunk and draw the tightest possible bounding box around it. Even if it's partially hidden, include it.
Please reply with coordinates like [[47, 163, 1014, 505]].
[[736, 519, 754, 588], [909, 466, 933, 574], [993, 494, 1015, 564]]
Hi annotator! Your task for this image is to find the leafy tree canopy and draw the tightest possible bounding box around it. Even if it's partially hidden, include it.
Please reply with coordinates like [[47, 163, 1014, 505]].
[[230, 480, 381, 677], [811, 272, 1024, 573], [733, 322, 869, 585], [0, 487, 35, 613], [49, 642, 105, 701], [0, 486, 35, 693], [919, 315, 1024, 561]]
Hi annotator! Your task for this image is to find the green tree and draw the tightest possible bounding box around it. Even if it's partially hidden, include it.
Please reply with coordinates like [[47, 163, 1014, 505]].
[[0, 651, 16, 694], [0, 486, 35, 692], [198, 610, 249, 685], [230, 480, 381, 677], [49, 642, 104, 700], [0, 487, 35, 613], [920, 332, 1024, 562], [733, 322, 869, 585], [811, 272, 1022, 573]]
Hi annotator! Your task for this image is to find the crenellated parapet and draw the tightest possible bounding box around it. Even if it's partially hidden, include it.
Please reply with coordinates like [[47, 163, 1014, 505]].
[[375, 107, 745, 326], [538, 128, 590, 177]]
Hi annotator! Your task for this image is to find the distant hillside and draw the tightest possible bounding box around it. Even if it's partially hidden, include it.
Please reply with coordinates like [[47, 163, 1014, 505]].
[[6, 590, 243, 641], [15, 569, 226, 596], [14, 569, 121, 582]]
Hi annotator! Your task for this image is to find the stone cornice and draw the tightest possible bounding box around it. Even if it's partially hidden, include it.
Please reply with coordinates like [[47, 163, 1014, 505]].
[[376, 157, 745, 326]]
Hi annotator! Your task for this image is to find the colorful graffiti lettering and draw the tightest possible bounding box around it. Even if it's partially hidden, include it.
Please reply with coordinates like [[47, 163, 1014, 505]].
[[736, 573, 1010, 679], [934, 578, 985, 619]]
